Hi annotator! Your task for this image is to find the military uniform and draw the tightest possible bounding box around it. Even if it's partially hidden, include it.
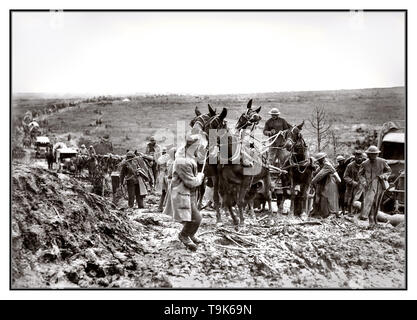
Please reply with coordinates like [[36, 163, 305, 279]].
[[336, 156, 348, 212], [157, 151, 174, 211], [311, 156, 339, 218], [343, 161, 362, 213], [163, 138, 204, 251], [263, 113, 291, 165], [120, 153, 149, 208], [145, 140, 161, 184], [359, 156, 391, 223]]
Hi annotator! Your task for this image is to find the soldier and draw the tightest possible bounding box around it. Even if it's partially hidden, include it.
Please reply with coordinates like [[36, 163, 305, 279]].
[[145, 136, 161, 184], [263, 107, 292, 165], [89, 145, 96, 157], [343, 150, 365, 215], [336, 155, 347, 214], [120, 151, 149, 209], [163, 134, 205, 251], [79, 144, 89, 156], [157, 147, 175, 212], [46, 146, 54, 170], [311, 152, 340, 218], [358, 146, 391, 226]]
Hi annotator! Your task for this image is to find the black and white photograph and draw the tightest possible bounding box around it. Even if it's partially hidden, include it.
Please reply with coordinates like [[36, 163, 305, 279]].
[[10, 10, 406, 290]]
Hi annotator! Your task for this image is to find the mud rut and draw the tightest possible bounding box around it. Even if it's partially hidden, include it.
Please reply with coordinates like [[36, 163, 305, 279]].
[[11, 162, 405, 288]]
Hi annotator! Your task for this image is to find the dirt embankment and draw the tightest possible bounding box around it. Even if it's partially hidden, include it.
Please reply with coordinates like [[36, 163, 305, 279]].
[[11, 164, 170, 288], [11, 163, 405, 288]]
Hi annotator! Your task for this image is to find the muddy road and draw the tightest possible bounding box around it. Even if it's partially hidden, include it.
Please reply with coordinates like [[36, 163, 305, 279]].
[[11, 162, 405, 288]]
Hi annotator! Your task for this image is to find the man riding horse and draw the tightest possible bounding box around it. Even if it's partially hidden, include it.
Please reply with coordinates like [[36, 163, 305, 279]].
[[263, 107, 292, 166]]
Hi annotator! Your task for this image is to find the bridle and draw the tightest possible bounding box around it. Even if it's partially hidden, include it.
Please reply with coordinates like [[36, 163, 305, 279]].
[[235, 108, 260, 131], [190, 113, 212, 131], [283, 127, 310, 173]]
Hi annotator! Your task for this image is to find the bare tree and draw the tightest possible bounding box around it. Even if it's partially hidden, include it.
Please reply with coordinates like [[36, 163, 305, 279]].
[[308, 106, 332, 152], [329, 129, 339, 158]]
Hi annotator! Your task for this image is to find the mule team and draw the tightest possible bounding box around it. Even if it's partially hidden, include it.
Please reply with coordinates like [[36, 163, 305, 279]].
[[47, 100, 392, 252], [154, 101, 391, 251]]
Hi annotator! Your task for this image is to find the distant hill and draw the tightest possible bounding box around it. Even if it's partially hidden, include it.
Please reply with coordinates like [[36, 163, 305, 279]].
[[12, 87, 405, 156]]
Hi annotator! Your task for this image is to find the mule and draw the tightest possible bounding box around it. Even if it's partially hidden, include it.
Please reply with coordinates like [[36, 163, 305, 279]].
[[279, 122, 316, 216], [217, 131, 273, 226], [189, 104, 217, 209], [235, 99, 262, 131], [206, 100, 272, 226]]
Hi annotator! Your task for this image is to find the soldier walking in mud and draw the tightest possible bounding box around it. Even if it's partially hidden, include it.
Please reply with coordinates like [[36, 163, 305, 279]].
[[163, 134, 205, 251], [156, 147, 176, 212], [263, 107, 292, 165], [343, 150, 364, 215], [336, 155, 348, 214], [311, 152, 340, 218], [145, 136, 161, 185], [358, 146, 391, 226], [46, 146, 54, 170], [120, 151, 149, 209]]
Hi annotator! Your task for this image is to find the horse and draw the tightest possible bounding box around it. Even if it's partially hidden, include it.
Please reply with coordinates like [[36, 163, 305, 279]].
[[189, 104, 217, 208], [190, 104, 217, 134], [189, 106, 228, 217], [74, 154, 97, 178], [278, 122, 316, 216], [203, 100, 273, 226], [217, 127, 273, 226], [234, 99, 262, 131]]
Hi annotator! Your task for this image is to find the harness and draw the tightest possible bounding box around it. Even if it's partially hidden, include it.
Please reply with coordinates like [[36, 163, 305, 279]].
[[191, 113, 211, 131], [236, 109, 259, 130]]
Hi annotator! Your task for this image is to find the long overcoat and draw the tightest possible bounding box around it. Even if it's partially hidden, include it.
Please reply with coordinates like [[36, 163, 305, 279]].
[[343, 161, 362, 206], [311, 160, 339, 217], [163, 156, 203, 222], [359, 157, 391, 218], [119, 157, 149, 196]]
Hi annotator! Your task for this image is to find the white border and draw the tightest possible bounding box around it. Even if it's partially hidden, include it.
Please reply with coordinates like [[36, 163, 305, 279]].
[[2, 0, 415, 300]]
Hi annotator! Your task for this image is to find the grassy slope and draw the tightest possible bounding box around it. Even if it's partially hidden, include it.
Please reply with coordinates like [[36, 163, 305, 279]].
[[12, 87, 405, 155]]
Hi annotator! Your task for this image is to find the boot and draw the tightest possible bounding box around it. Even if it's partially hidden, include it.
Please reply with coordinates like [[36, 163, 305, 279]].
[[178, 233, 197, 251], [138, 196, 144, 209], [190, 235, 204, 245]]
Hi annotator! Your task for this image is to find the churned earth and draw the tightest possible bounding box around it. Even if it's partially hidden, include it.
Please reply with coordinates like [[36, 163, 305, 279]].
[[11, 162, 405, 289]]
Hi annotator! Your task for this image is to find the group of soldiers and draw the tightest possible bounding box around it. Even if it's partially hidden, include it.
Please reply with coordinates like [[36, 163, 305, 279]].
[[116, 108, 393, 251], [311, 146, 391, 226], [117, 136, 177, 210], [262, 107, 392, 226]]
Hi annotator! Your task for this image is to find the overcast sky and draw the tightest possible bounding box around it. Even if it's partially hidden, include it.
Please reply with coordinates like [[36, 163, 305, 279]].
[[12, 11, 405, 95]]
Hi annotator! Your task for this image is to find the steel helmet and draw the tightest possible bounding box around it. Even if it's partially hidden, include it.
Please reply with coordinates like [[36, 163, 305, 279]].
[[314, 152, 327, 161], [336, 155, 345, 162], [365, 145, 380, 154]]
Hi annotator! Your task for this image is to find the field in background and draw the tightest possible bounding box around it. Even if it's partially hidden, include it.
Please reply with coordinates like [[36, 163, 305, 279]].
[[12, 87, 405, 157]]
